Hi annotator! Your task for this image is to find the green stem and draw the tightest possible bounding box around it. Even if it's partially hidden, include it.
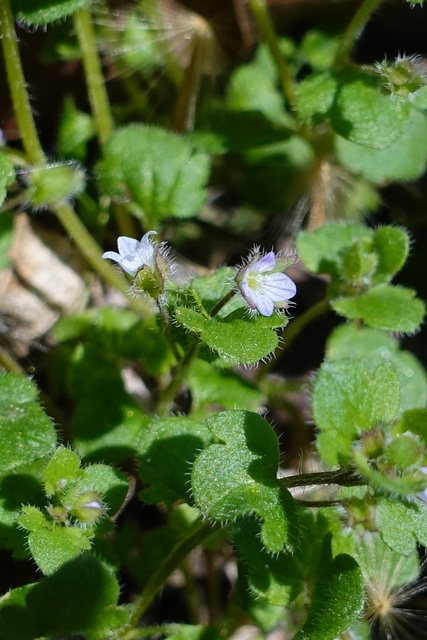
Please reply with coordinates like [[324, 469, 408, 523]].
[[210, 289, 236, 318], [280, 468, 365, 490], [0, 2, 145, 312], [0, 345, 25, 375], [0, 0, 45, 165], [334, 0, 385, 66], [256, 296, 330, 381], [73, 7, 136, 238], [73, 6, 114, 148], [247, 0, 297, 112], [156, 339, 199, 416], [123, 518, 219, 632]]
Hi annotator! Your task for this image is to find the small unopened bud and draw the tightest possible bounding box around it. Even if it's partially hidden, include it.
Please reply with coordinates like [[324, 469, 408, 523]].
[[70, 491, 105, 523], [376, 55, 426, 100]]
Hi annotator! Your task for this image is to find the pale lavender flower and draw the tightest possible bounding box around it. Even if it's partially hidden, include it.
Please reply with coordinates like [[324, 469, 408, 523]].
[[102, 231, 157, 277], [235, 250, 297, 317]]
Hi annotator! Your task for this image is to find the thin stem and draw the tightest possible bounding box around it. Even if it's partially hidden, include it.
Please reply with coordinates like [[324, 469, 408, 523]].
[[247, 0, 297, 112], [209, 290, 236, 318], [156, 339, 199, 416], [0, 0, 45, 165], [334, 0, 385, 66], [0, 345, 25, 375], [73, 7, 136, 238], [122, 518, 219, 632], [280, 468, 365, 490], [256, 296, 330, 381], [171, 38, 201, 132], [73, 6, 114, 148]]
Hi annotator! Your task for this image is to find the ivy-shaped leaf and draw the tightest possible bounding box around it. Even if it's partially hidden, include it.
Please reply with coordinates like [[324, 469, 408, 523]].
[[191, 411, 297, 553]]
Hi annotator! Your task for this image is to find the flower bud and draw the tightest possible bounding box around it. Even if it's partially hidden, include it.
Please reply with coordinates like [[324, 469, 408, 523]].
[[70, 490, 105, 523]]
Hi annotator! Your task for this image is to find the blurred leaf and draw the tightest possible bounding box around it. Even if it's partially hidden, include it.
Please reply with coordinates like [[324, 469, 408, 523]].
[[192, 411, 298, 553], [0, 153, 14, 207], [376, 498, 427, 554], [296, 71, 338, 125], [336, 109, 427, 183], [97, 125, 210, 226], [331, 68, 410, 149], [11, 0, 91, 25], [188, 359, 263, 418], [326, 325, 427, 412], [57, 97, 95, 160]]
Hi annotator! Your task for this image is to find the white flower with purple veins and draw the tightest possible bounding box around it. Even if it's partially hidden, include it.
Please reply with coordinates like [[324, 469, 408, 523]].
[[236, 250, 297, 317], [102, 231, 157, 277]]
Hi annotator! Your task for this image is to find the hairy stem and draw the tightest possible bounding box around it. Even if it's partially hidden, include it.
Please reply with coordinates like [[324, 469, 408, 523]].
[[334, 0, 385, 66], [247, 0, 297, 112], [280, 468, 365, 490], [0, 0, 45, 165]]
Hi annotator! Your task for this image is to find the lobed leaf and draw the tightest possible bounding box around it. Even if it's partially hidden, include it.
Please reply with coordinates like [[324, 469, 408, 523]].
[[191, 411, 297, 553]]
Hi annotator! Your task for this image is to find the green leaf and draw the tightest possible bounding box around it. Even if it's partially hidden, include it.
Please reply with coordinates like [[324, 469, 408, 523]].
[[0, 374, 57, 475], [27, 526, 92, 574], [11, 0, 91, 24], [354, 531, 420, 588], [326, 325, 427, 413], [18, 505, 50, 532], [188, 359, 264, 418], [97, 125, 210, 225], [296, 71, 338, 125], [370, 226, 410, 284], [331, 285, 425, 333], [43, 447, 81, 496], [191, 411, 297, 553], [313, 359, 400, 466], [297, 222, 371, 278], [300, 28, 341, 71], [336, 109, 427, 182], [167, 625, 222, 640], [57, 97, 95, 160], [174, 307, 283, 366], [0, 461, 47, 557], [0, 153, 14, 206], [376, 498, 427, 554], [234, 515, 303, 605], [331, 68, 410, 149], [73, 373, 150, 463], [136, 417, 212, 506], [0, 211, 14, 269], [0, 555, 124, 639], [61, 463, 129, 517], [293, 537, 364, 640]]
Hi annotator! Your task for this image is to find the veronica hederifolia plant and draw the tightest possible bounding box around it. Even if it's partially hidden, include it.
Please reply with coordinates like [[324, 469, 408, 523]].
[[2, 0, 427, 638]]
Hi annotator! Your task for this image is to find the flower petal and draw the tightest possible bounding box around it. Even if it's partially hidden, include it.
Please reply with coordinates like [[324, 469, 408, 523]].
[[117, 236, 140, 257], [252, 251, 276, 273]]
